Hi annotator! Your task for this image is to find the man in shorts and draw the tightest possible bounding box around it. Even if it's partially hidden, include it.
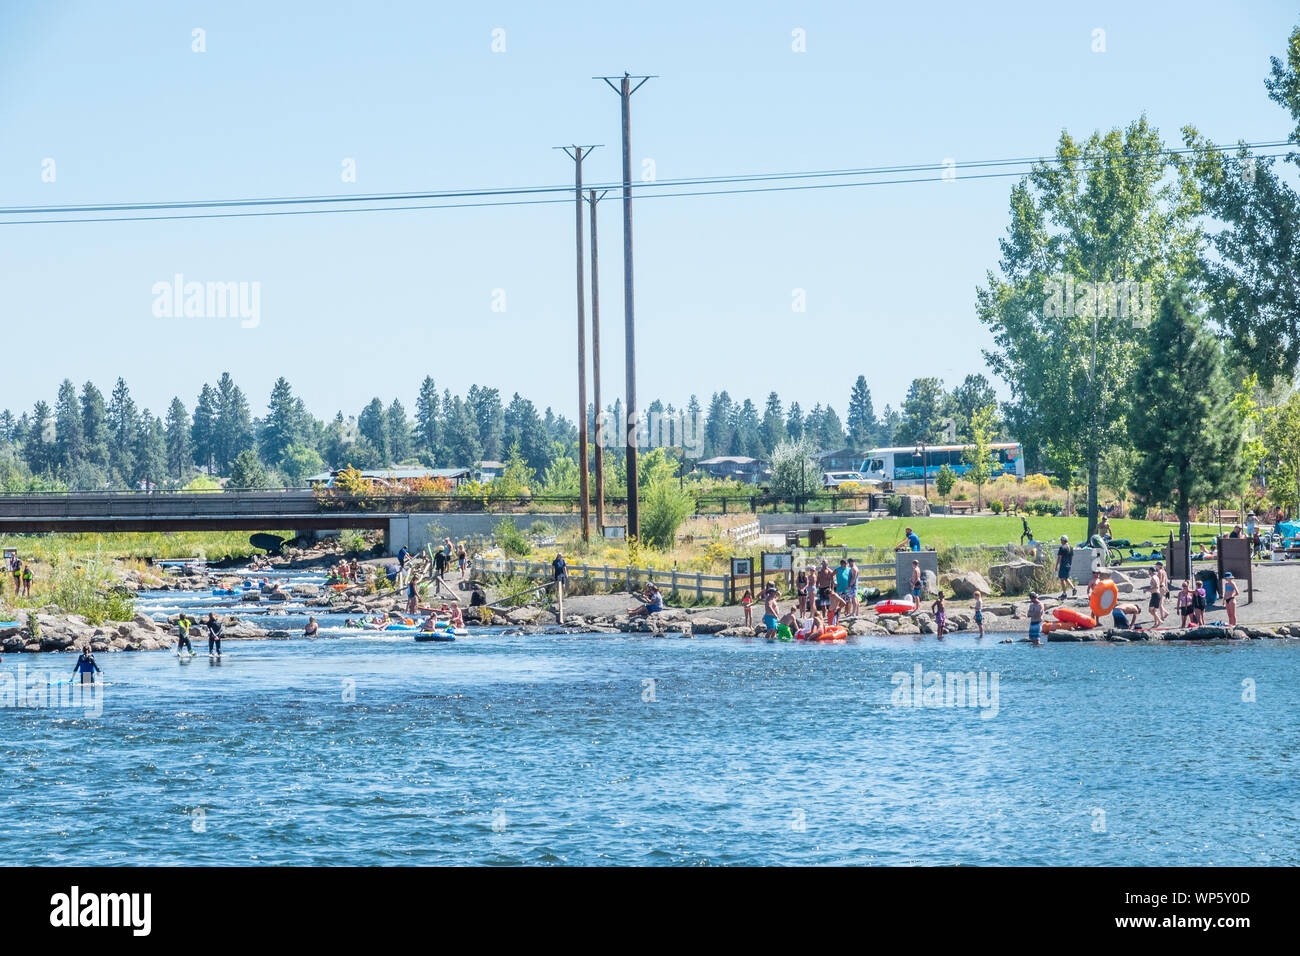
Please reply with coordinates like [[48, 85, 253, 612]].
[[815, 560, 835, 616], [1055, 535, 1074, 599], [909, 560, 922, 609], [1027, 592, 1043, 644], [762, 586, 780, 638]]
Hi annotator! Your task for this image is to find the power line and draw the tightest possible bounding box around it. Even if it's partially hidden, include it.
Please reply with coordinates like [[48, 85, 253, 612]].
[[0, 140, 1288, 226]]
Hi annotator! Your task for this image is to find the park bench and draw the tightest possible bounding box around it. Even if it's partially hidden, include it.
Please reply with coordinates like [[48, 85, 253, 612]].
[[948, 501, 976, 514], [1216, 509, 1240, 524]]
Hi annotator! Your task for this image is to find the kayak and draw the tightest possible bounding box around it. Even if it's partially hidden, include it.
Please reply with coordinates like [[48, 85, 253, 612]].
[[874, 600, 915, 615], [1052, 606, 1097, 629], [795, 624, 848, 643]]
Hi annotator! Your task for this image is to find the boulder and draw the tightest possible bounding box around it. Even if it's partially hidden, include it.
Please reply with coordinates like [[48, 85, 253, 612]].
[[687, 616, 729, 634], [265, 590, 290, 602], [989, 559, 1041, 594], [946, 571, 992, 600], [507, 606, 543, 625], [291, 584, 320, 598], [132, 614, 161, 632], [719, 626, 757, 638]]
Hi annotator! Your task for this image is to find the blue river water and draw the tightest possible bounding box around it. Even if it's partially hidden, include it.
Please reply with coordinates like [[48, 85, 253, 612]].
[[1, 573, 1296, 866]]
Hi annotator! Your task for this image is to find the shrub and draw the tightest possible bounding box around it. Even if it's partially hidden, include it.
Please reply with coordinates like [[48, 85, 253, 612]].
[[494, 517, 531, 557], [340, 529, 367, 554], [641, 480, 694, 550], [990, 499, 1004, 514], [886, 494, 903, 516]]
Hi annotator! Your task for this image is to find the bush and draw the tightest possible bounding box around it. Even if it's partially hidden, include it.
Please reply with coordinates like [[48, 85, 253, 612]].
[[990, 499, 1004, 514], [886, 494, 903, 516], [641, 480, 694, 550], [340, 529, 367, 554], [494, 517, 531, 558]]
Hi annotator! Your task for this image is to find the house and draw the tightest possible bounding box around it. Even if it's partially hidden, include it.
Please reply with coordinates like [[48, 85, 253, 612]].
[[306, 467, 472, 489], [697, 456, 769, 484], [477, 460, 506, 482]]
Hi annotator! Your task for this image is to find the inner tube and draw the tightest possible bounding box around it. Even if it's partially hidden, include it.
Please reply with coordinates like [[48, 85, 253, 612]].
[[414, 632, 456, 642], [795, 625, 848, 643], [1089, 580, 1119, 617], [1052, 606, 1097, 629], [211, 588, 238, 596], [874, 600, 915, 615]]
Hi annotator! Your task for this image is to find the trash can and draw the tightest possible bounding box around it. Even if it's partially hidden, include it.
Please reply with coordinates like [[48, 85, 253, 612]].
[[1196, 569, 1219, 606]]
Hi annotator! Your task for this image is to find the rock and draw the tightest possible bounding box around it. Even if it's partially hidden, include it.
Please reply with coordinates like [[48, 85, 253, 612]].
[[3, 635, 28, 652], [132, 614, 160, 632], [265, 590, 290, 602], [946, 571, 992, 600], [985, 603, 1017, 617], [719, 626, 757, 638], [687, 616, 729, 634], [240, 592, 261, 602], [914, 612, 934, 634], [850, 619, 889, 636], [989, 559, 1042, 594], [266, 630, 292, 640], [291, 584, 320, 597], [922, 570, 938, 596], [507, 606, 544, 625]]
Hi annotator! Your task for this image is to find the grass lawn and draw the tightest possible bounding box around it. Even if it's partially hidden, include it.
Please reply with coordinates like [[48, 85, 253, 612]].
[[0, 530, 294, 565], [826, 516, 1198, 550]]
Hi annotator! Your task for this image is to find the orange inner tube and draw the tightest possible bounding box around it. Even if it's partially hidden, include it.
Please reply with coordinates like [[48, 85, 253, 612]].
[[1090, 580, 1119, 617]]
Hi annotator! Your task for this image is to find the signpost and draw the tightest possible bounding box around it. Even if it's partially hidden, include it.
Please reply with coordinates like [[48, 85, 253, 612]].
[[760, 551, 794, 594], [1216, 535, 1253, 603], [730, 557, 753, 604]]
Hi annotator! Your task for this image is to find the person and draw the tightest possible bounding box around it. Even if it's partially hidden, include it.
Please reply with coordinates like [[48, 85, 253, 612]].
[[406, 576, 419, 615], [1020, 517, 1034, 545], [1222, 571, 1239, 626], [1245, 511, 1258, 539], [1228, 524, 1243, 539], [469, 583, 488, 622], [740, 589, 754, 627], [72, 647, 101, 684], [1097, 515, 1112, 540], [826, 586, 847, 626], [176, 614, 193, 653], [795, 568, 809, 614], [931, 592, 947, 638], [1027, 592, 1043, 645], [1147, 568, 1167, 628], [834, 559, 852, 612], [552, 552, 568, 589], [627, 584, 663, 617], [762, 587, 779, 638], [1112, 602, 1141, 629], [846, 559, 860, 616], [973, 589, 985, 639], [1193, 584, 1207, 626], [344, 618, 360, 628], [778, 604, 801, 638], [1055, 536, 1074, 599], [304, 616, 320, 638], [11, 555, 22, 594], [1177, 580, 1194, 628], [806, 611, 826, 640], [803, 565, 817, 614], [448, 603, 464, 629], [21, 562, 33, 598], [397, 546, 410, 571], [433, 546, 449, 579], [457, 544, 468, 579], [896, 527, 921, 552], [1085, 570, 1101, 599], [815, 560, 835, 617], [909, 560, 922, 609], [205, 612, 223, 657]]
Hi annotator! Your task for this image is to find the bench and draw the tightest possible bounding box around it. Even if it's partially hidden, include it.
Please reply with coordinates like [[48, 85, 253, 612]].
[[1216, 509, 1241, 524], [948, 501, 976, 514]]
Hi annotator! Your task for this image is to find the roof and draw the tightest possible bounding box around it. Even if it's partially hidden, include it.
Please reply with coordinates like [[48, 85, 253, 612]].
[[698, 456, 762, 466], [478, 460, 506, 469], [306, 467, 470, 482]]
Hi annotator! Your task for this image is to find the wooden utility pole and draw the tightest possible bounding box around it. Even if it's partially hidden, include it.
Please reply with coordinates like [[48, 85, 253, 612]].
[[597, 73, 654, 540], [588, 188, 609, 533], [556, 145, 601, 542]]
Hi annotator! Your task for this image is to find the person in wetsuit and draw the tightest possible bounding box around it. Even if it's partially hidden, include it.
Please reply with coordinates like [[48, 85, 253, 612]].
[[176, 614, 193, 653], [72, 648, 102, 684], [205, 612, 223, 657]]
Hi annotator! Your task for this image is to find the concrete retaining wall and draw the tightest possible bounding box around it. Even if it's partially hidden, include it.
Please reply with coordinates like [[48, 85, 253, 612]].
[[386, 513, 581, 555]]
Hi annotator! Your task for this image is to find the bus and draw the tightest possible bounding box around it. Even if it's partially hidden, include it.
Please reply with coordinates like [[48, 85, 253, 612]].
[[859, 443, 1025, 484]]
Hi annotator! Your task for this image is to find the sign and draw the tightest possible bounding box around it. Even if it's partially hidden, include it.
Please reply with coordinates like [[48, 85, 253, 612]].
[[602, 525, 626, 539], [2, 548, 15, 564], [730, 557, 752, 576], [762, 552, 793, 572]]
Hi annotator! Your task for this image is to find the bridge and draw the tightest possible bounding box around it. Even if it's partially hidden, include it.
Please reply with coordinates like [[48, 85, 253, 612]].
[[0, 490, 398, 534]]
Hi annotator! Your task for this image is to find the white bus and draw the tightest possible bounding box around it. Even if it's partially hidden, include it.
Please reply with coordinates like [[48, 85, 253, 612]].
[[859, 443, 1025, 484]]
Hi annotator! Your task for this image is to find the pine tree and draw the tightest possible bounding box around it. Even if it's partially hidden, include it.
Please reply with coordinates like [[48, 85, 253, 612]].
[[191, 384, 218, 473], [786, 401, 804, 441], [80, 382, 109, 469], [164, 397, 192, 480], [467, 385, 505, 461], [1130, 286, 1247, 537], [54, 379, 84, 473], [212, 373, 253, 475], [132, 411, 167, 488], [107, 378, 138, 483], [414, 376, 441, 461], [761, 392, 785, 454], [24, 400, 54, 475], [846, 376, 876, 450], [387, 399, 411, 462], [357, 398, 389, 465], [704, 392, 735, 456], [260, 377, 300, 467]]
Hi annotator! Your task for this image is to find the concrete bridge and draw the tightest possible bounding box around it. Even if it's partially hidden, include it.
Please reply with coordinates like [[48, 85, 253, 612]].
[[0, 490, 397, 534]]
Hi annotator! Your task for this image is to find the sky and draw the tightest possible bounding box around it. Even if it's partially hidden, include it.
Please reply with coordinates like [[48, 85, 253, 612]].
[[0, 0, 1297, 426]]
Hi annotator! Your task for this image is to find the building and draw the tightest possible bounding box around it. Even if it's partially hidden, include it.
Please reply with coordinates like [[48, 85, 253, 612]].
[[697, 456, 769, 484], [477, 460, 506, 482], [818, 448, 864, 472], [306, 467, 472, 488]]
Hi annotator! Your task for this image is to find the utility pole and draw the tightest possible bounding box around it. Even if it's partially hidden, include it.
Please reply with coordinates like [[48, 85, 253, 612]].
[[588, 188, 609, 533], [596, 72, 655, 540], [556, 145, 601, 542]]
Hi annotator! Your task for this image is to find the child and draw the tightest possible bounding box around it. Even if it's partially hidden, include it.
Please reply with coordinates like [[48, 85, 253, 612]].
[[931, 592, 947, 638], [1193, 585, 1207, 626], [1222, 572, 1239, 626], [1178, 581, 1194, 628], [973, 588, 985, 639], [1027, 592, 1043, 645], [909, 560, 922, 609], [740, 589, 754, 627]]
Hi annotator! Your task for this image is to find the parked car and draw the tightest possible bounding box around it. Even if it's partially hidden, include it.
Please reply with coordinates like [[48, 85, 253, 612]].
[[821, 471, 877, 488]]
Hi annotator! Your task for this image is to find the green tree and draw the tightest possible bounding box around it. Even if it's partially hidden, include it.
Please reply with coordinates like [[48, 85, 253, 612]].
[[260, 377, 302, 467], [164, 397, 191, 480], [414, 376, 441, 462], [80, 382, 109, 470], [1129, 287, 1247, 538], [961, 404, 999, 510], [641, 479, 694, 550], [846, 375, 876, 449], [950, 374, 997, 441], [280, 444, 325, 486], [387, 399, 411, 463], [979, 116, 1200, 536], [761, 392, 785, 454], [357, 398, 389, 465], [24, 400, 54, 476], [228, 449, 270, 490], [769, 438, 820, 501], [53, 379, 83, 474], [895, 378, 948, 445], [107, 378, 138, 483], [935, 464, 956, 501], [191, 383, 217, 473], [212, 373, 253, 475]]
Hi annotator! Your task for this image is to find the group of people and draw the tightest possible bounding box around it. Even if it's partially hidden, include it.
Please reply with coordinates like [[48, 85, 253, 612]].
[[173, 612, 225, 656], [3, 555, 33, 598], [326, 560, 364, 586], [791, 558, 862, 619]]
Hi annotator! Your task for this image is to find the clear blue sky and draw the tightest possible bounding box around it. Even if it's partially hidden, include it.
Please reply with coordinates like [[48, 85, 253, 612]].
[[1, 0, 1296, 425]]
